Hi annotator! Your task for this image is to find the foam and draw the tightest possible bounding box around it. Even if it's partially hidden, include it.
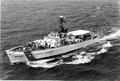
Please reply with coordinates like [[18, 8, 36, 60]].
[[100, 29, 120, 41]]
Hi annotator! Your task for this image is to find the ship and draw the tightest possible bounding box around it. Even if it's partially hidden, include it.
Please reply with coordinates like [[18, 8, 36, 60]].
[[6, 16, 101, 65]]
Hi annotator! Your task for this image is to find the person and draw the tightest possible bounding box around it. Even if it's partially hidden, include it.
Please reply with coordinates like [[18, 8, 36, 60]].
[[35, 42, 39, 49], [27, 42, 32, 48]]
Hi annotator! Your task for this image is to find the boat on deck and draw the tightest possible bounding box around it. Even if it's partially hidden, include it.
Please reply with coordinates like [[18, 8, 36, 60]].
[[6, 16, 100, 65]]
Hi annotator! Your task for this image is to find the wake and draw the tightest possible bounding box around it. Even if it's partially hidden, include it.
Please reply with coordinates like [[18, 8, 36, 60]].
[[100, 29, 120, 41]]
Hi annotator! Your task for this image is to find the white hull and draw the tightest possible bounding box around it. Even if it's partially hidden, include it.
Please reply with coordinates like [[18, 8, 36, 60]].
[[6, 38, 100, 65]]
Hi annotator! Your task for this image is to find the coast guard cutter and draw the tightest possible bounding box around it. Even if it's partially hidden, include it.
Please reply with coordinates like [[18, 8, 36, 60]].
[[6, 16, 100, 65]]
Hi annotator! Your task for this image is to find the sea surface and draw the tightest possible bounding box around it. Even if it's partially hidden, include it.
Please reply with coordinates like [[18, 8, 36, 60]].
[[1, 0, 120, 80]]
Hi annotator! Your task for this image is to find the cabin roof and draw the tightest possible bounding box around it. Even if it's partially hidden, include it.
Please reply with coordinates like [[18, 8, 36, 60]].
[[67, 30, 90, 36], [44, 36, 60, 40]]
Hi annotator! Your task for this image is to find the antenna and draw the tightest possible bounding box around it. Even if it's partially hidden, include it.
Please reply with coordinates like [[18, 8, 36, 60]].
[[44, 16, 46, 35], [62, 3, 66, 18], [44, 13, 47, 35]]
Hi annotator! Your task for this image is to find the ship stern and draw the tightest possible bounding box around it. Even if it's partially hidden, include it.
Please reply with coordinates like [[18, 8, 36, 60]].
[[6, 50, 28, 65]]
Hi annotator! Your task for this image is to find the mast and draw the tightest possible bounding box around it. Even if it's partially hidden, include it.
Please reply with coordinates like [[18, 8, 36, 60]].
[[58, 15, 68, 33]]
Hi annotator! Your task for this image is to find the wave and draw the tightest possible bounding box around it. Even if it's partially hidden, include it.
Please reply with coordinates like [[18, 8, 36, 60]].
[[26, 58, 58, 68], [100, 28, 120, 41]]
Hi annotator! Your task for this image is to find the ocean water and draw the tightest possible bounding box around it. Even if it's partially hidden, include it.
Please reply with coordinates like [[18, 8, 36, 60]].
[[1, 0, 120, 80]]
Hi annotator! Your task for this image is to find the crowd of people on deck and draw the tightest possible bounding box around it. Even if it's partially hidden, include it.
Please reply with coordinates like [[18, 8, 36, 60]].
[[25, 40, 47, 50], [12, 32, 94, 52], [12, 39, 47, 51]]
